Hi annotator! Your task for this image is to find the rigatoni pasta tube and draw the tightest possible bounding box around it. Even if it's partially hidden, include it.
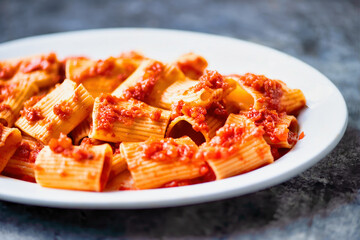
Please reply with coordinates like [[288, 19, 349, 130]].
[[198, 114, 273, 180], [35, 135, 112, 192], [3, 135, 43, 182], [166, 114, 225, 145], [0, 80, 39, 127], [227, 73, 306, 114], [109, 151, 127, 179], [66, 57, 140, 97], [70, 116, 92, 145], [145, 64, 186, 109], [105, 170, 135, 191], [174, 52, 208, 79], [111, 59, 164, 101], [1, 53, 61, 88], [89, 94, 171, 143], [122, 137, 205, 189], [15, 79, 94, 144], [239, 108, 299, 148], [0, 124, 22, 173]]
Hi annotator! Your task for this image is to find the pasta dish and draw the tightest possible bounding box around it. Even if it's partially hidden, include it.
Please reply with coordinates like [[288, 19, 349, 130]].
[[0, 52, 306, 191]]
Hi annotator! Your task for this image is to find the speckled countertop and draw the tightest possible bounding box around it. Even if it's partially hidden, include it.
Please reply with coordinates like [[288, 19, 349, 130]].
[[0, 0, 359, 239]]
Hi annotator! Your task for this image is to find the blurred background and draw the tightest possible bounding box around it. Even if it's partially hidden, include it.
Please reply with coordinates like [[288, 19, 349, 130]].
[[0, 0, 359, 239]]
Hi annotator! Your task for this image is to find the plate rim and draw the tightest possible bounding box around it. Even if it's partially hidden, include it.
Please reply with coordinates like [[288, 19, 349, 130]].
[[0, 28, 348, 209]]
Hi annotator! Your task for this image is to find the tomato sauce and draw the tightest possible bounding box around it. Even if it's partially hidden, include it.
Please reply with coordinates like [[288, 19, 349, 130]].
[[74, 57, 116, 83], [49, 133, 94, 161], [123, 61, 164, 101], [0, 62, 20, 79], [0, 104, 11, 112], [176, 54, 207, 79], [140, 138, 197, 163], [244, 108, 284, 143], [14, 141, 43, 163], [21, 107, 44, 122], [21, 53, 57, 73], [96, 94, 162, 131], [207, 101, 228, 118], [238, 73, 283, 110], [53, 101, 72, 120], [197, 123, 264, 160], [170, 100, 208, 132], [193, 70, 230, 92], [0, 82, 18, 103]]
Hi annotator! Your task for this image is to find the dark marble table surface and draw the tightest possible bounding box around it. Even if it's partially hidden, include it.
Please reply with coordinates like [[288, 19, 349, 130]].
[[0, 0, 359, 239]]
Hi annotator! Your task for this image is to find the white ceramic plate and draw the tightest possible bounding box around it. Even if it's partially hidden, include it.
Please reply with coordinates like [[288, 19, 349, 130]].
[[0, 28, 347, 209]]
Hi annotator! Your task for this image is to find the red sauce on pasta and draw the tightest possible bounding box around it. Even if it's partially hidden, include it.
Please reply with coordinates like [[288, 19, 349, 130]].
[[0, 104, 11, 112], [193, 70, 230, 92], [53, 101, 72, 120], [21, 107, 44, 122], [207, 101, 228, 118], [96, 94, 162, 131], [0, 82, 18, 103], [15, 141, 43, 163], [123, 61, 164, 101], [21, 53, 57, 73], [244, 108, 285, 143], [238, 73, 283, 110], [0, 62, 19, 79], [49, 133, 94, 161], [176, 53, 208, 79], [20, 95, 46, 122], [171, 100, 208, 132], [141, 138, 197, 163], [197, 123, 264, 160], [150, 109, 162, 121]]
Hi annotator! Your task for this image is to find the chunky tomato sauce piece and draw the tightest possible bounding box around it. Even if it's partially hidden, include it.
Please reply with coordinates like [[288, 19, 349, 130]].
[[0, 62, 20, 79], [123, 61, 164, 101], [53, 101, 72, 120], [244, 108, 284, 143], [193, 70, 230, 92], [49, 133, 94, 161], [176, 54, 208, 79], [21, 107, 44, 122], [140, 138, 197, 163], [170, 100, 229, 133], [0, 82, 18, 103], [21, 53, 57, 73], [73, 57, 116, 83], [197, 123, 264, 160], [244, 107, 298, 145], [96, 94, 162, 131], [0, 104, 11, 112], [14, 141, 43, 163], [23, 95, 45, 108], [170, 100, 208, 132], [239, 73, 283, 110], [207, 101, 228, 118], [18, 95, 45, 122]]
